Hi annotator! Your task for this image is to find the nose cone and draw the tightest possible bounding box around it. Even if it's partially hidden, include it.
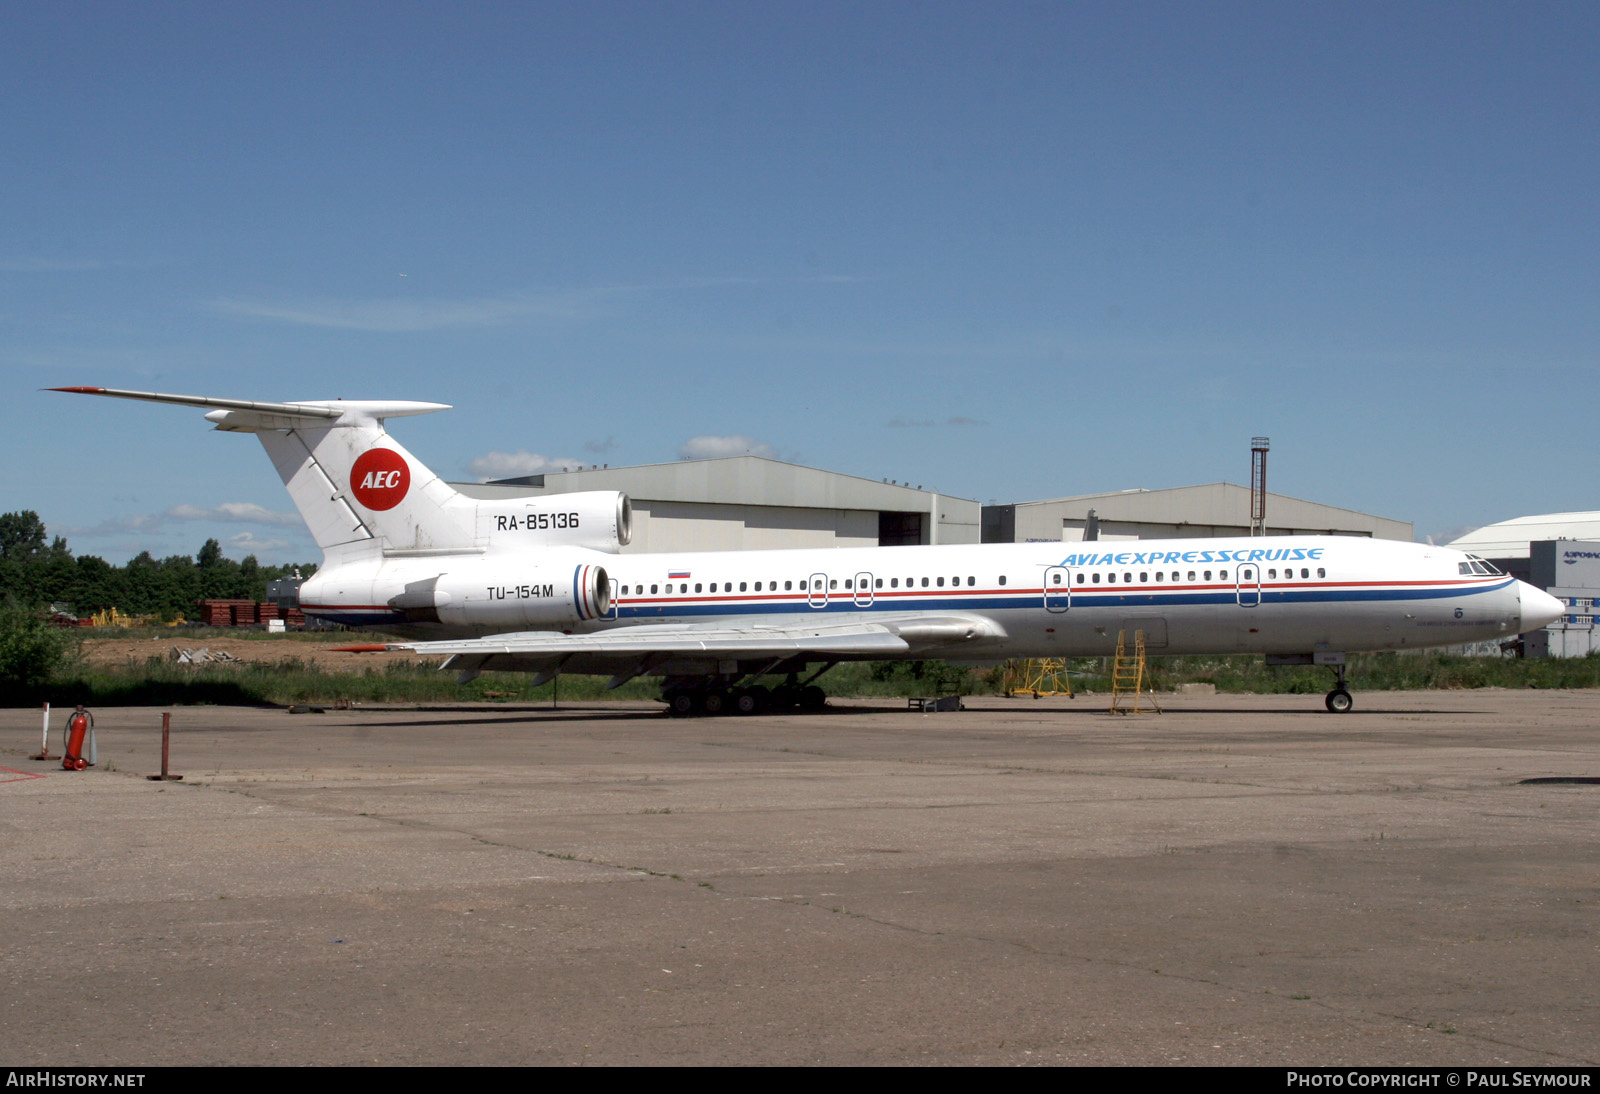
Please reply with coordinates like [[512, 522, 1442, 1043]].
[[1517, 582, 1565, 633]]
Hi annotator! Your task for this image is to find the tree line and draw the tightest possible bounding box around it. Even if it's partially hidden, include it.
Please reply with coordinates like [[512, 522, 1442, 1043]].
[[0, 510, 317, 620]]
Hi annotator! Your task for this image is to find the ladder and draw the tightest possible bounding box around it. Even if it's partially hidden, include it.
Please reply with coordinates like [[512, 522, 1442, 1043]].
[[1002, 658, 1074, 699], [1109, 629, 1162, 715]]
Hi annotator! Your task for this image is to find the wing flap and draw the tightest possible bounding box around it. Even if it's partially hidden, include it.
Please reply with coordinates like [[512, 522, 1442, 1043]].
[[393, 627, 913, 660]]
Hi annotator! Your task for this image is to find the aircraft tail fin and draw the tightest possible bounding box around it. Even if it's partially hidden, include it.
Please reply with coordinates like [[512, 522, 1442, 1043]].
[[50, 387, 477, 557]]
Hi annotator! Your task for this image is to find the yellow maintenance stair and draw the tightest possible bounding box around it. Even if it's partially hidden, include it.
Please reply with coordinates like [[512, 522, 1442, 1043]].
[[1109, 629, 1163, 715], [1002, 658, 1074, 699]]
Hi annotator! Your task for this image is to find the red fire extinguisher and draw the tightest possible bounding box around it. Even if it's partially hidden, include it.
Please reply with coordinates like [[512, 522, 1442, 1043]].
[[62, 705, 93, 771]]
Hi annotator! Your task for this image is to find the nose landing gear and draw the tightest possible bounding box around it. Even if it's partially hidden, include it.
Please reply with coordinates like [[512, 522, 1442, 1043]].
[[1325, 662, 1353, 714], [1268, 652, 1355, 713]]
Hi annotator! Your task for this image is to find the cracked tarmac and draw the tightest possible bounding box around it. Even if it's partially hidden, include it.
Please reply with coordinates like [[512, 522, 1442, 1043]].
[[3, 691, 1598, 1065]]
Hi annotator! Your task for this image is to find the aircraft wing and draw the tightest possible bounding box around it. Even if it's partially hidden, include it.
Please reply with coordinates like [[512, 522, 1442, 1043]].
[[371, 612, 1009, 682]]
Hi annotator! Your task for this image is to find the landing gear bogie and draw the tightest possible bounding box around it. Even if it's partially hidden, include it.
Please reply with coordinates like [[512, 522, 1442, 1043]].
[[661, 667, 833, 717]]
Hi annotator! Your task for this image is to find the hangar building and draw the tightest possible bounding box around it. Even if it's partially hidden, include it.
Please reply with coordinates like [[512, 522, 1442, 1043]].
[[454, 456, 981, 553], [1445, 512, 1600, 582], [455, 461, 1410, 554], [1447, 515, 1600, 658], [982, 484, 1413, 544]]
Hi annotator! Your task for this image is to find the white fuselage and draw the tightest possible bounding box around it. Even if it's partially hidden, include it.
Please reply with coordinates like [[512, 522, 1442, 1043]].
[[298, 534, 1549, 659]]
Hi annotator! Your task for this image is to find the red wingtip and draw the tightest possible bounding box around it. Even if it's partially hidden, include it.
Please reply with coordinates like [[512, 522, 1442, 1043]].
[[46, 386, 107, 394], [331, 644, 393, 653]]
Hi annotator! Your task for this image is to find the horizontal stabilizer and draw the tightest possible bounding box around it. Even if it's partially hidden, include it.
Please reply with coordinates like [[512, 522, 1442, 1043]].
[[49, 387, 345, 420], [49, 387, 450, 427]]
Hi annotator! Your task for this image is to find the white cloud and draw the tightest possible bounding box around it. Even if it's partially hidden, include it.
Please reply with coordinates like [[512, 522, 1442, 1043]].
[[679, 435, 776, 460], [887, 416, 988, 428], [208, 290, 603, 332], [225, 532, 293, 554], [168, 502, 303, 526], [205, 274, 868, 333], [1429, 525, 1481, 546], [468, 450, 585, 480], [61, 513, 160, 537], [62, 501, 302, 538], [50, 502, 315, 565]]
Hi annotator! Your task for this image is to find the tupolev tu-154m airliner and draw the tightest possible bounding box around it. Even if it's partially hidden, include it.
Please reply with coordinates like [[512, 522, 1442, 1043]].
[[53, 387, 1564, 715]]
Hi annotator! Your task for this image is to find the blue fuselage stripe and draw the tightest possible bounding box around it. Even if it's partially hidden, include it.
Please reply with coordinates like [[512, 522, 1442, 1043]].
[[603, 579, 1509, 619]]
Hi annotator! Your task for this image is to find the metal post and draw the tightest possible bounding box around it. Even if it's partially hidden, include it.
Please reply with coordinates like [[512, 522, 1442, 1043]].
[[147, 711, 184, 781], [1250, 437, 1270, 536]]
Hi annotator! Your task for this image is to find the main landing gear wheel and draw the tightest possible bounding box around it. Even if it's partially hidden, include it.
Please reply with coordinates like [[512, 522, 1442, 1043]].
[[664, 674, 826, 716]]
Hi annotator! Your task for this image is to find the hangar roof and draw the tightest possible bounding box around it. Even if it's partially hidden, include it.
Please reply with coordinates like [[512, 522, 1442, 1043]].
[[453, 455, 970, 512], [1001, 483, 1412, 541], [1446, 513, 1600, 559]]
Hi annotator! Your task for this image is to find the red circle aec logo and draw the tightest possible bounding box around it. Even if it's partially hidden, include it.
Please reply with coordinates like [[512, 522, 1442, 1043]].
[[349, 449, 411, 511]]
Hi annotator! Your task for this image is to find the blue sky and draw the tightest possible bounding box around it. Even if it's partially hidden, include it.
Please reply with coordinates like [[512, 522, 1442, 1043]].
[[4, 2, 1596, 563]]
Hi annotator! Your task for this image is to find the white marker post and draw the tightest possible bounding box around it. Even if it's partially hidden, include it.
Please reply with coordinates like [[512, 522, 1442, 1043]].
[[40, 702, 50, 757]]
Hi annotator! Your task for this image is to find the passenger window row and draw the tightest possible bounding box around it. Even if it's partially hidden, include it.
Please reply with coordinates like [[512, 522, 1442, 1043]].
[[615, 576, 993, 596], [1069, 567, 1326, 585], [614, 566, 1331, 597]]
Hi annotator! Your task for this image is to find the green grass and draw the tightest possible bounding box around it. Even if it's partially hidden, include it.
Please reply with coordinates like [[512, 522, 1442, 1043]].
[[10, 642, 1600, 708], [1066, 650, 1600, 694], [20, 654, 665, 707]]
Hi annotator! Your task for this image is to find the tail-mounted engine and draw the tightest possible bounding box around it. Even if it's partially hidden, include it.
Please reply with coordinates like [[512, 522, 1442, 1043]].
[[481, 491, 632, 553], [389, 560, 610, 628]]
